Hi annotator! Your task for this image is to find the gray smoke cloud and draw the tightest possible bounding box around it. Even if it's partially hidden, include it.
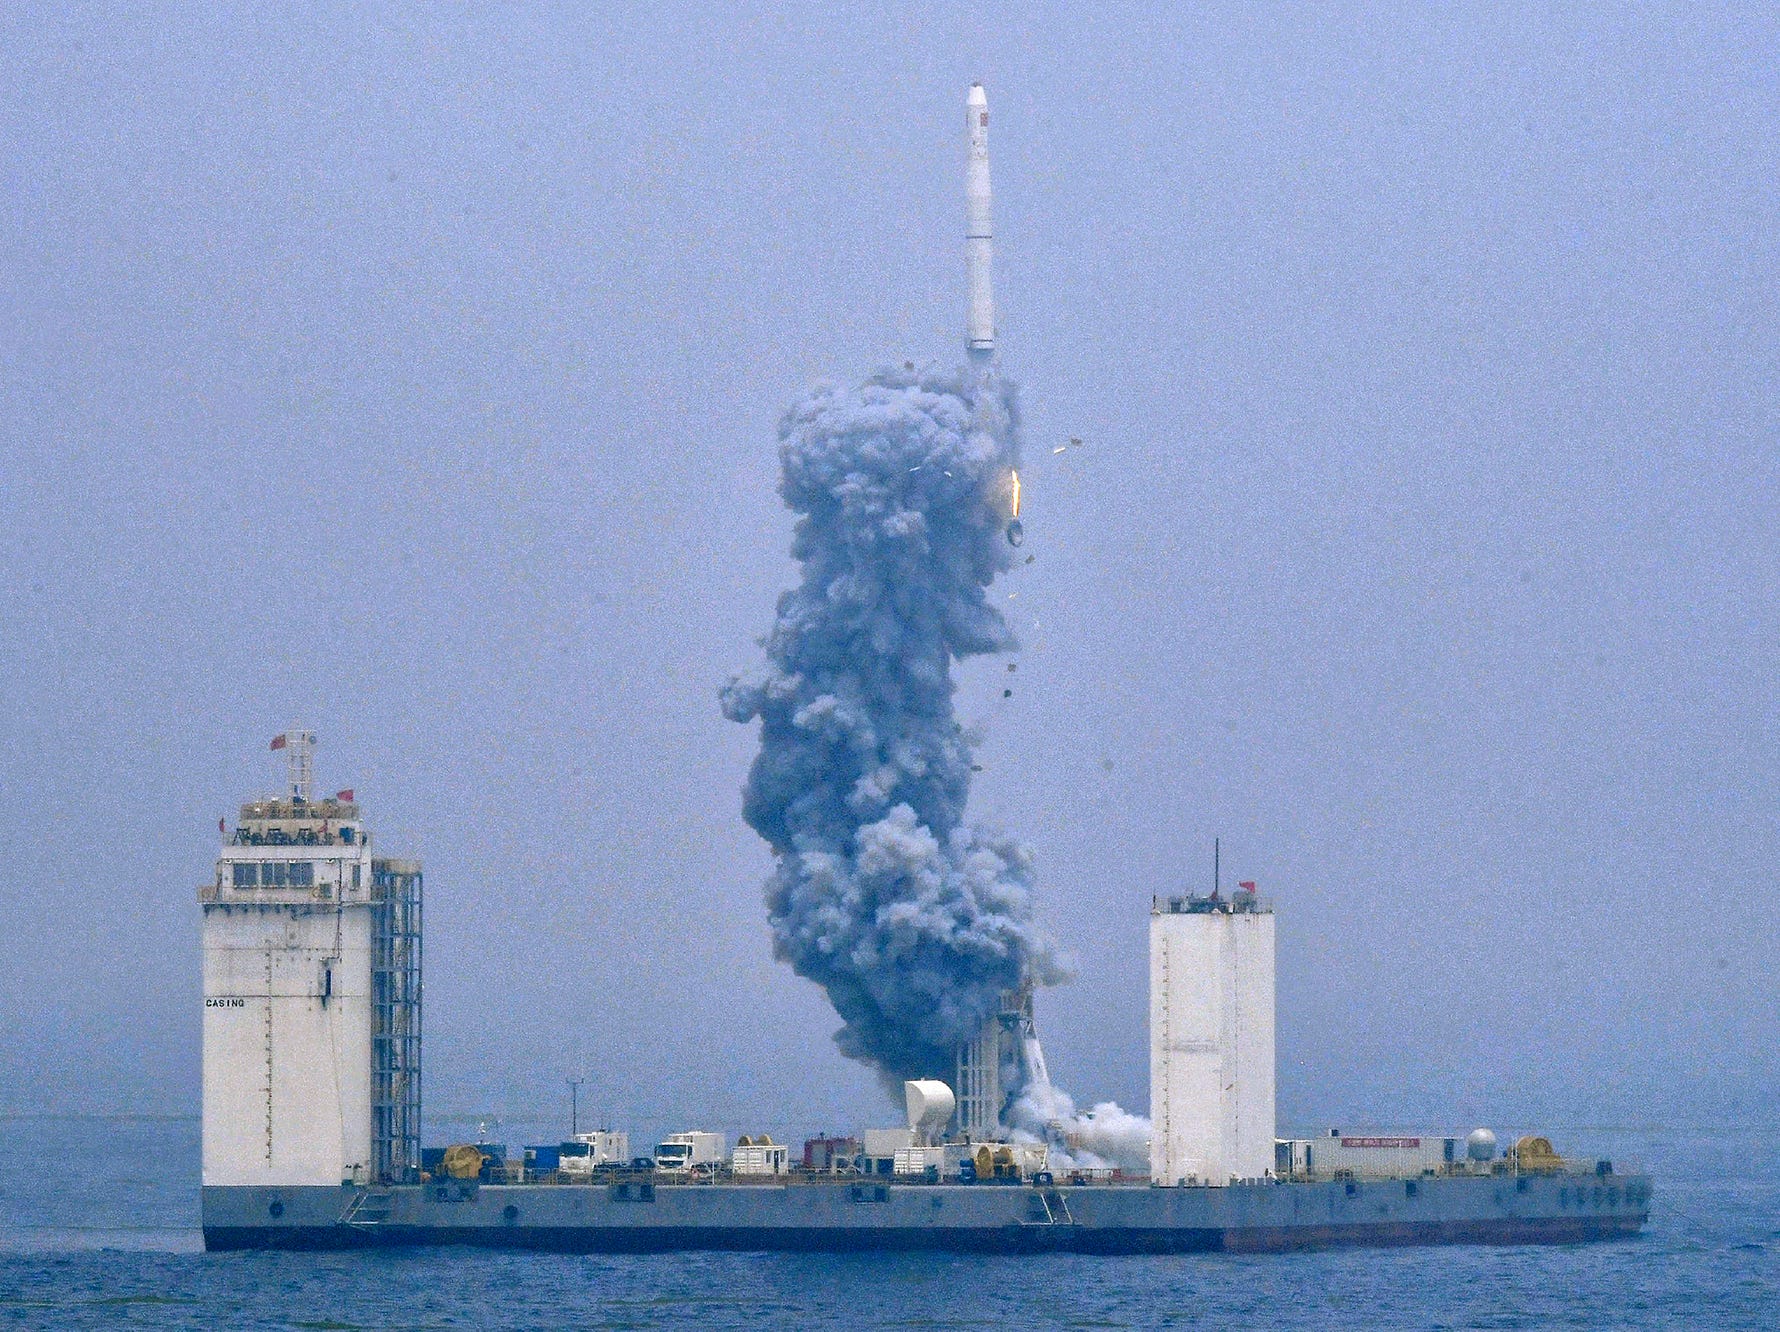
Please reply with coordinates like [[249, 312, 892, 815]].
[[722, 363, 1067, 1092]]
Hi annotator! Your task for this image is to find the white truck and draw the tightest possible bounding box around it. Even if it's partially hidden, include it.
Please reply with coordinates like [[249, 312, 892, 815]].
[[557, 1130, 630, 1179], [654, 1131, 726, 1174]]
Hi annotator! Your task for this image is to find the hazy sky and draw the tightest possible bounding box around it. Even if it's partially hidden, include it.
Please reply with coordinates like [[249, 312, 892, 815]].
[[2, 3, 1774, 1145]]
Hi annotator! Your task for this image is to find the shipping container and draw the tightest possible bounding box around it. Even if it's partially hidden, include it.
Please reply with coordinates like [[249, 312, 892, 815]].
[[862, 1128, 915, 1158], [893, 1146, 949, 1176], [1278, 1134, 1459, 1178], [732, 1143, 789, 1175], [802, 1136, 860, 1171]]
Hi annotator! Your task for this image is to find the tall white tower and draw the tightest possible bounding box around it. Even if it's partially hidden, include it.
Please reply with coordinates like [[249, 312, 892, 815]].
[[1149, 889, 1275, 1185], [200, 732, 421, 1188]]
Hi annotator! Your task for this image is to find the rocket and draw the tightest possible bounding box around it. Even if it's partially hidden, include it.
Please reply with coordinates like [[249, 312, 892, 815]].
[[967, 83, 1021, 546], [966, 83, 994, 361]]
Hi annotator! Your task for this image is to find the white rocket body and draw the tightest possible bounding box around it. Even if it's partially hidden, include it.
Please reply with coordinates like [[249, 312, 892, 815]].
[[966, 83, 994, 360]]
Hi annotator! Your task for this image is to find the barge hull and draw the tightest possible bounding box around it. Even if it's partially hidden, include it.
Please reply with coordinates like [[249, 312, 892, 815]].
[[204, 1217, 1644, 1254], [202, 1174, 1651, 1254]]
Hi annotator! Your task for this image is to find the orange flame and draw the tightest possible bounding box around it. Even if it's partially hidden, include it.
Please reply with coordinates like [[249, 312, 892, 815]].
[[1010, 470, 1021, 518]]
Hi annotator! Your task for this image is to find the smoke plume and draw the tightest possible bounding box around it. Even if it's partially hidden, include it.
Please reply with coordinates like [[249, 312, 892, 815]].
[[1006, 1082, 1152, 1173], [722, 363, 1066, 1091]]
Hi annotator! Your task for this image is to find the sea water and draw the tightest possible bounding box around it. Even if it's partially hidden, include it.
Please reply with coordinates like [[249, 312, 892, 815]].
[[0, 1118, 1772, 1330]]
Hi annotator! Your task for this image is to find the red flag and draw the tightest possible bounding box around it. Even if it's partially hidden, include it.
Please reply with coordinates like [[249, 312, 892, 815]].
[[218, 817, 225, 835], [1238, 881, 1257, 892], [270, 735, 287, 751], [336, 789, 354, 802]]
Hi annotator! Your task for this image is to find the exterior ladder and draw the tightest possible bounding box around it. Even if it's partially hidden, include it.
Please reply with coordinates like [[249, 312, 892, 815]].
[[338, 1189, 394, 1228], [1024, 1189, 1077, 1226]]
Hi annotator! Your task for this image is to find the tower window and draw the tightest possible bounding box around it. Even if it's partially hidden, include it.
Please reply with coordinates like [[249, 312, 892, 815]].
[[263, 863, 288, 887], [231, 863, 258, 888], [288, 862, 314, 887]]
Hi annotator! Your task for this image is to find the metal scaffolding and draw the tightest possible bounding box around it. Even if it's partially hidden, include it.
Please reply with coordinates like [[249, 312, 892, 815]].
[[955, 986, 1041, 1140], [370, 859, 423, 1185]]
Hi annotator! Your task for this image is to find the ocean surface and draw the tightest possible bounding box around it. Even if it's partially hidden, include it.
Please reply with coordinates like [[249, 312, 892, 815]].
[[0, 1119, 1772, 1330]]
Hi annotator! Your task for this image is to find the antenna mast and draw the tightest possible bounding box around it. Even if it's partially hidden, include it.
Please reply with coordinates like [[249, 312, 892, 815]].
[[272, 730, 316, 803]]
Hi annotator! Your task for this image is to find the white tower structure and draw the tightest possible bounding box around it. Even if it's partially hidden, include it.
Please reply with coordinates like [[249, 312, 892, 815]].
[[200, 732, 421, 1188], [1149, 888, 1275, 1185]]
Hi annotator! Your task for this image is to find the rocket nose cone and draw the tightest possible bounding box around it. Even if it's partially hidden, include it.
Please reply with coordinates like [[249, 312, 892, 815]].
[[968, 84, 987, 105]]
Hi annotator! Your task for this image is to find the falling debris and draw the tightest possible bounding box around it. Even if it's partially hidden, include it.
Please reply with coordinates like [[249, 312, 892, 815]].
[[1006, 663, 1017, 672], [1070, 436, 1081, 447], [1101, 758, 1114, 773], [1053, 446, 1066, 454], [1002, 688, 1013, 699], [1024, 554, 1035, 564]]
